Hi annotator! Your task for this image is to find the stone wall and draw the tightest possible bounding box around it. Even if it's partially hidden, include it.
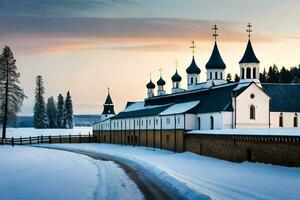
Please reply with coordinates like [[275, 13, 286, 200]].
[[185, 134, 300, 167]]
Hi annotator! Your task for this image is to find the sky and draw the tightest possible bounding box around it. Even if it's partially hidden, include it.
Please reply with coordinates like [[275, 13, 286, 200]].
[[1, 0, 300, 115]]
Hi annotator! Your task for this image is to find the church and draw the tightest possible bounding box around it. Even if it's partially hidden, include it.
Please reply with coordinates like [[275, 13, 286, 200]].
[[93, 24, 300, 166]]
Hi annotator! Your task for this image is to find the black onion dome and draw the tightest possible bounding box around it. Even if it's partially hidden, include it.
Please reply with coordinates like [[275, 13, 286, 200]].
[[171, 70, 182, 82], [157, 76, 166, 86], [205, 42, 226, 69], [186, 56, 201, 74], [239, 40, 260, 64], [146, 79, 155, 89]]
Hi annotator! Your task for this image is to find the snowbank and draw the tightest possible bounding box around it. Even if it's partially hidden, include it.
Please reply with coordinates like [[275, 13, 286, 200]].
[[0, 145, 143, 200], [40, 144, 300, 200], [188, 128, 300, 136], [6, 127, 92, 138]]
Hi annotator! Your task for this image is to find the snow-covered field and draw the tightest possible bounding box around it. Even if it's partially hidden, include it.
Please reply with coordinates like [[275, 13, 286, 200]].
[[6, 127, 92, 138], [41, 143, 300, 200], [0, 145, 143, 200]]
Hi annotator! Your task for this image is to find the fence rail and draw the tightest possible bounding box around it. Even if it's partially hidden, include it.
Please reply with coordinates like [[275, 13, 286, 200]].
[[1, 133, 94, 146]]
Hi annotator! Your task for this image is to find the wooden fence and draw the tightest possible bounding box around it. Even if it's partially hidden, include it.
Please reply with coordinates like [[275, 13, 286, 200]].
[[1, 133, 94, 146]]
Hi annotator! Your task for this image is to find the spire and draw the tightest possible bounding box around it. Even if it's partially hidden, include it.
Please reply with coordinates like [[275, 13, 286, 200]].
[[102, 88, 115, 115], [239, 23, 260, 64], [186, 41, 201, 74], [104, 88, 113, 105], [206, 25, 226, 69]]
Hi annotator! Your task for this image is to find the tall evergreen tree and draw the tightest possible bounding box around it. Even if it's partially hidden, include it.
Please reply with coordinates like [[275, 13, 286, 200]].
[[267, 64, 280, 83], [0, 46, 26, 139], [226, 73, 232, 83], [46, 96, 57, 128], [279, 67, 291, 83], [64, 91, 73, 129], [259, 68, 267, 83], [57, 94, 65, 128], [33, 76, 48, 128]]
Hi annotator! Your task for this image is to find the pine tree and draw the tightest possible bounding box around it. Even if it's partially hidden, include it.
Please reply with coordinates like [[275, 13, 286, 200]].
[[267, 64, 280, 83], [234, 74, 240, 82], [57, 94, 65, 128], [64, 91, 73, 129], [0, 46, 26, 139], [259, 68, 267, 83], [33, 76, 48, 128], [226, 73, 232, 83], [279, 67, 291, 83], [47, 96, 57, 128]]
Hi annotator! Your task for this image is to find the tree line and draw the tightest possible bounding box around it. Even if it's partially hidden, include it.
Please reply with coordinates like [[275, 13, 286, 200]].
[[226, 64, 300, 83], [34, 75, 73, 129]]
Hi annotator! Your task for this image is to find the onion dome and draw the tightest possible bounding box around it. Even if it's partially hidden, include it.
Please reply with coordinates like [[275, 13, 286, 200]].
[[186, 56, 201, 74], [171, 70, 182, 82], [205, 42, 226, 69], [157, 76, 166, 86], [146, 79, 155, 89], [239, 40, 260, 64]]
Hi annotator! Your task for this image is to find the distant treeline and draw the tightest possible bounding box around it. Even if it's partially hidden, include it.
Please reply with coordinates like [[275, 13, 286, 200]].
[[227, 64, 300, 83]]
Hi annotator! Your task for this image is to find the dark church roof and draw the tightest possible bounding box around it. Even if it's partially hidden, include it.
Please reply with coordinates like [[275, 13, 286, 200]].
[[146, 79, 155, 89], [205, 42, 226, 69], [239, 40, 260, 64], [171, 70, 182, 82], [102, 92, 115, 115], [186, 56, 201, 74], [104, 93, 113, 105], [262, 83, 300, 112], [157, 76, 166, 86]]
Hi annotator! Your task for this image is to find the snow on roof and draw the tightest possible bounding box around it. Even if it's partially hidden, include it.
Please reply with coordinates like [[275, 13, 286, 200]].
[[122, 101, 166, 113], [233, 82, 251, 91], [159, 101, 200, 116], [187, 128, 300, 137]]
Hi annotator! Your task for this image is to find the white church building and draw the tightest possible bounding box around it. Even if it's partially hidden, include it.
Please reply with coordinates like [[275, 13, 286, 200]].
[[93, 24, 300, 133]]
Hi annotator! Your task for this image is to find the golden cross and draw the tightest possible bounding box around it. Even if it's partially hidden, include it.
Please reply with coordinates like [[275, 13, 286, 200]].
[[212, 25, 218, 41], [247, 22, 252, 38], [175, 60, 178, 70], [159, 67, 163, 76], [190, 40, 196, 56]]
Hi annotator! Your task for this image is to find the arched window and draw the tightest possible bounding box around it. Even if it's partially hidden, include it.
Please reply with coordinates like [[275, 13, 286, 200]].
[[294, 113, 298, 127], [220, 72, 223, 80], [250, 105, 255, 120], [198, 117, 201, 130], [246, 67, 251, 79], [215, 71, 218, 79], [241, 68, 245, 79], [279, 113, 283, 127], [253, 68, 257, 79], [210, 116, 214, 130], [190, 77, 193, 84], [195, 77, 198, 84], [210, 72, 213, 79]]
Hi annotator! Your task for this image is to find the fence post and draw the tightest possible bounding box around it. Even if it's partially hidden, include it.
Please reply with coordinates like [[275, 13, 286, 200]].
[[49, 135, 51, 144], [20, 137, 22, 145], [69, 134, 71, 143], [79, 134, 81, 143], [59, 135, 62, 143], [41, 135, 43, 143], [29, 136, 32, 145]]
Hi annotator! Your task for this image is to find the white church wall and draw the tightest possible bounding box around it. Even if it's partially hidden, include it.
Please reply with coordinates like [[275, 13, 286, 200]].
[[185, 114, 197, 130], [197, 112, 223, 130], [235, 83, 270, 128], [222, 111, 233, 129], [270, 112, 299, 128]]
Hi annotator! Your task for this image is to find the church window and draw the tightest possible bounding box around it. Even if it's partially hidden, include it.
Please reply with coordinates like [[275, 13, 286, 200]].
[[250, 93, 255, 99], [253, 68, 257, 79], [195, 77, 198, 84], [215, 72, 218, 79], [149, 119, 151, 126], [250, 105, 255, 120], [279, 113, 283, 127], [198, 117, 201, 130], [220, 72, 223, 80], [166, 118, 170, 124], [141, 120, 143, 126], [210, 116, 214, 130], [177, 117, 180, 124], [155, 119, 158, 125], [294, 113, 298, 127], [210, 72, 213, 79], [246, 67, 251, 79], [190, 77, 193, 84], [241, 68, 245, 79]]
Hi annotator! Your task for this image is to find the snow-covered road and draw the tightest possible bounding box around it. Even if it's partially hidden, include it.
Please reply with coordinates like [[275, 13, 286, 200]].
[[38, 143, 300, 200], [0, 146, 143, 200]]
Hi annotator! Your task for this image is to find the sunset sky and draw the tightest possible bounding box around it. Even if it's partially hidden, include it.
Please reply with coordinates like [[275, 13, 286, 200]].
[[1, 0, 300, 115]]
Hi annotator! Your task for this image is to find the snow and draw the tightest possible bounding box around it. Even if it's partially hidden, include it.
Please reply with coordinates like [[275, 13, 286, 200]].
[[122, 102, 165, 112], [40, 143, 300, 200], [233, 82, 250, 91], [0, 145, 143, 200], [188, 128, 300, 136], [6, 126, 93, 138], [159, 101, 200, 116]]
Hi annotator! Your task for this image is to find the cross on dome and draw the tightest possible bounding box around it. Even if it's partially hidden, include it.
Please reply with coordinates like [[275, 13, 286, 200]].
[[190, 40, 196, 56], [212, 25, 218, 41], [247, 22, 252, 38]]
